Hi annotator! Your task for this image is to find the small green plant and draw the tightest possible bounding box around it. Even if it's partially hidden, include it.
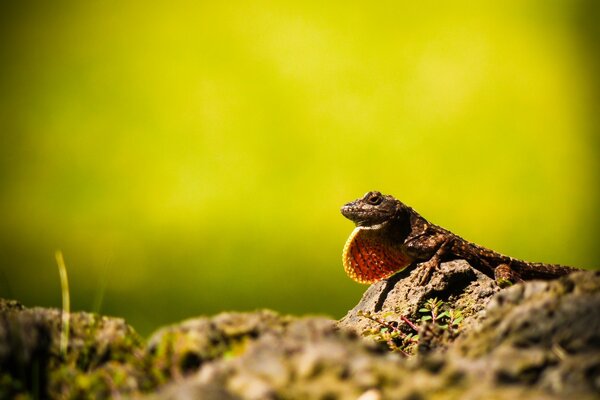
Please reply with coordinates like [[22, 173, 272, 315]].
[[357, 310, 419, 356], [419, 298, 463, 334], [55, 250, 70, 357], [359, 297, 464, 355], [419, 298, 444, 323], [439, 308, 464, 331]]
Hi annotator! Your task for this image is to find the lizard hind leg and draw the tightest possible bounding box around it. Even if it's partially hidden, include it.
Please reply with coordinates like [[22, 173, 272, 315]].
[[494, 264, 523, 288]]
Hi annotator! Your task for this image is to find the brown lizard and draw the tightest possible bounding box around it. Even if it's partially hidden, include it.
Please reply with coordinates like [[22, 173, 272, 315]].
[[341, 191, 579, 285]]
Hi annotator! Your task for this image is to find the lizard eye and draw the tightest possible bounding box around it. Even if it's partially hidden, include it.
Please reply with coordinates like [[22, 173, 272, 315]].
[[367, 193, 383, 205]]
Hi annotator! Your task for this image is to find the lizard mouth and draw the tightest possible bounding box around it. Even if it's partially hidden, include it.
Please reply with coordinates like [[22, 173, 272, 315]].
[[340, 205, 389, 227]]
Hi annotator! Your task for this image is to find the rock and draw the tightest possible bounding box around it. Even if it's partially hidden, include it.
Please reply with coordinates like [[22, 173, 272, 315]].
[[140, 267, 600, 400], [1, 263, 598, 399], [338, 260, 500, 352], [0, 299, 146, 399], [146, 310, 292, 384], [0, 299, 52, 398], [450, 271, 600, 397], [336, 264, 600, 398], [150, 317, 409, 400]]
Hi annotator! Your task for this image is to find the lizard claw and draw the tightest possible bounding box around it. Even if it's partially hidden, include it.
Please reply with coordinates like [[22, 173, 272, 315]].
[[413, 259, 438, 285]]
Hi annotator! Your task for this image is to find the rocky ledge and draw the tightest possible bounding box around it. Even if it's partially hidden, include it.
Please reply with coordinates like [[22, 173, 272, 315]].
[[1, 262, 599, 399]]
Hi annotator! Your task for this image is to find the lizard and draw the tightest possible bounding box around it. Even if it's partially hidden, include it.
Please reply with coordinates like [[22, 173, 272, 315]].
[[341, 191, 579, 286]]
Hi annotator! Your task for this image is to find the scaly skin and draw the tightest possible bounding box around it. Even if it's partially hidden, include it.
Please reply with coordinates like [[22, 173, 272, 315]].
[[341, 191, 579, 285]]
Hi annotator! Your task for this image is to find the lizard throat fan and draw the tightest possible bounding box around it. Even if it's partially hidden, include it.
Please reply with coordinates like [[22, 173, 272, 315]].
[[342, 227, 414, 284]]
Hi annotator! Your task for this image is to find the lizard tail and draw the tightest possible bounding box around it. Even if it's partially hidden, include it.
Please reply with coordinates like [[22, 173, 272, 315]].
[[516, 261, 579, 280]]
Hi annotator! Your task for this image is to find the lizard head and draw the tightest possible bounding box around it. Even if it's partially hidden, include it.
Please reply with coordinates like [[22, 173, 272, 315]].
[[341, 191, 401, 228]]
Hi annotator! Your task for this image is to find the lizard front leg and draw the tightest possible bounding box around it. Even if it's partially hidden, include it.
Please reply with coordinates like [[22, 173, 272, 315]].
[[403, 233, 454, 285], [414, 238, 453, 285]]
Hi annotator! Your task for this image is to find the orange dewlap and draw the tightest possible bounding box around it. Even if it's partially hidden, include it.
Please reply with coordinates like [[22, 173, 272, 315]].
[[342, 227, 414, 284]]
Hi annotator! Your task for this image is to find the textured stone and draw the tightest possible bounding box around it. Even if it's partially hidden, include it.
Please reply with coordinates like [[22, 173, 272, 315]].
[[1, 267, 598, 399]]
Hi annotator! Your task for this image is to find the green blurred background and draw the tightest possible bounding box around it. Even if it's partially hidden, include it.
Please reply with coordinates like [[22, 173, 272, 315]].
[[0, 1, 598, 336]]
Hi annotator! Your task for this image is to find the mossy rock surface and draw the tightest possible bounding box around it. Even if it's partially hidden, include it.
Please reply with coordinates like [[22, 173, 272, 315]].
[[1, 264, 599, 399], [0, 299, 147, 398]]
